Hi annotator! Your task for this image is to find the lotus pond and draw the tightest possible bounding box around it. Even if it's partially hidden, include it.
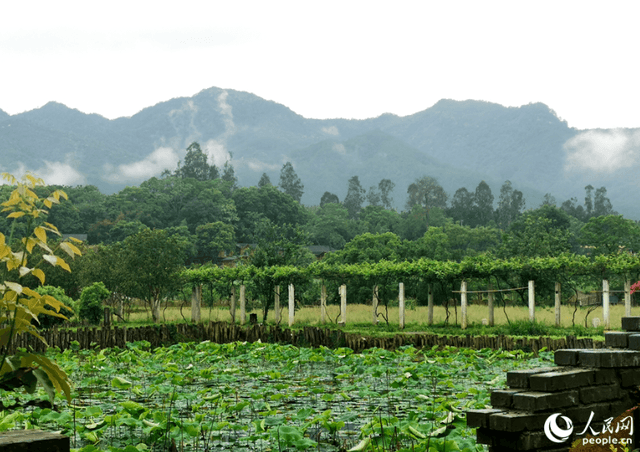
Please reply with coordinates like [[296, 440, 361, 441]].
[[0, 340, 555, 452]]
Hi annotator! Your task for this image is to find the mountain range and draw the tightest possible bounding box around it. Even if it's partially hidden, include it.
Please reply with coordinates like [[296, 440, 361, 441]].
[[1, 87, 638, 218]]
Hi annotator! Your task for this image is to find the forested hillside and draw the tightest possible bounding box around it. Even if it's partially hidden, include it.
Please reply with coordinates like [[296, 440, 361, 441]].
[[2, 87, 638, 218]]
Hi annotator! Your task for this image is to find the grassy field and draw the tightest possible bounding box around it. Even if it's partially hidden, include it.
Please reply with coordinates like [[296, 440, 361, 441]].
[[124, 301, 635, 333]]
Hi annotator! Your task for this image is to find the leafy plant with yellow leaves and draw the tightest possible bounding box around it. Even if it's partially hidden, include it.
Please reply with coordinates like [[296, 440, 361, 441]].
[[0, 173, 82, 403]]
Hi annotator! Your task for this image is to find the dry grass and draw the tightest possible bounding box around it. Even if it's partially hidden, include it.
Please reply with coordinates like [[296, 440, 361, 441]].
[[124, 301, 637, 330]]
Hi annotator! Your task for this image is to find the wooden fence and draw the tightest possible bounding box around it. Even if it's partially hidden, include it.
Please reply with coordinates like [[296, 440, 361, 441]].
[[14, 321, 605, 355], [190, 279, 633, 330]]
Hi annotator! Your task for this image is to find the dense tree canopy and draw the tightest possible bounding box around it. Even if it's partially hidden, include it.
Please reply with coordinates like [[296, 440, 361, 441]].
[[2, 148, 635, 310]]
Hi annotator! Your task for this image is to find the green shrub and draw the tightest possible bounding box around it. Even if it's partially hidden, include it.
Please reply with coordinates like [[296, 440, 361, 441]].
[[498, 319, 551, 336], [33, 286, 76, 329], [79, 282, 111, 325]]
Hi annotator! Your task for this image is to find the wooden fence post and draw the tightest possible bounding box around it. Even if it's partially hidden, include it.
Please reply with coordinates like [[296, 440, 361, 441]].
[[428, 284, 434, 325], [460, 281, 467, 330], [603, 279, 610, 329], [288, 284, 295, 327], [230, 286, 236, 323], [487, 283, 494, 326], [528, 280, 535, 322], [191, 284, 202, 323], [555, 282, 561, 327], [399, 282, 405, 329], [339, 285, 347, 326], [372, 286, 379, 325], [320, 284, 327, 324], [625, 279, 631, 318], [274, 285, 281, 324], [240, 284, 246, 325]]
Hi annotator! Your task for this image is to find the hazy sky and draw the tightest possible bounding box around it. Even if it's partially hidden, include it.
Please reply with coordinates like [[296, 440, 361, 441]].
[[2, 1, 639, 130]]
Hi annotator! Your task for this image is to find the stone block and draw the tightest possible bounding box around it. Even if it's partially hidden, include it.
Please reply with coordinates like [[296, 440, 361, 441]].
[[605, 332, 630, 348], [554, 349, 580, 366], [564, 402, 613, 424], [622, 317, 640, 332], [491, 389, 525, 408], [506, 367, 558, 389], [579, 350, 640, 368], [618, 368, 640, 387], [0, 430, 69, 452], [529, 368, 594, 392], [592, 368, 617, 384], [628, 334, 640, 350], [489, 410, 549, 432], [579, 384, 621, 404], [466, 408, 503, 428], [512, 390, 579, 412]]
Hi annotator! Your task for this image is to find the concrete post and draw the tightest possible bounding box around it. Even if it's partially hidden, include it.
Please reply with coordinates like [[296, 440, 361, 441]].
[[274, 285, 281, 324], [191, 284, 202, 323], [428, 284, 434, 325], [240, 284, 246, 325], [625, 279, 631, 318], [603, 279, 610, 329], [372, 285, 379, 325], [555, 282, 561, 327], [340, 284, 347, 325], [488, 283, 494, 326], [288, 284, 295, 327], [461, 281, 467, 330], [230, 286, 236, 323], [399, 282, 405, 329], [528, 280, 535, 322]]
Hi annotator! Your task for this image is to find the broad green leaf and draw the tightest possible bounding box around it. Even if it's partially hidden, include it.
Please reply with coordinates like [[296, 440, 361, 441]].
[[112, 377, 133, 390]]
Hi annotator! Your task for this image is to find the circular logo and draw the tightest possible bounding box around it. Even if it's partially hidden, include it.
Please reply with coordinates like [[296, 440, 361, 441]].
[[544, 413, 574, 443]]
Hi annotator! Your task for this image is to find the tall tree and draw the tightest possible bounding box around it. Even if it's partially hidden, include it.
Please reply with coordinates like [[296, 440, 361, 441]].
[[248, 222, 313, 322], [278, 162, 304, 202], [308, 202, 352, 249], [560, 197, 586, 221], [593, 186, 616, 217], [177, 142, 217, 181], [580, 215, 640, 256], [122, 229, 186, 322], [232, 185, 307, 242], [473, 181, 494, 227], [366, 186, 381, 207], [406, 176, 448, 211], [378, 179, 395, 210], [195, 221, 236, 263], [495, 181, 525, 229], [500, 216, 573, 258], [258, 173, 272, 188], [406, 176, 448, 230], [221, 156, 238, 192], [320, 191, 340, 207], [343, 176, 366, 220], [540, 193, 556, 207], [584, 184, 594, 218], [448, 187, 476, 227]]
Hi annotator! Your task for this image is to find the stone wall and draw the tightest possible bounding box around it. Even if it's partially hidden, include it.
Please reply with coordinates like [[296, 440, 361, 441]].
[[467, 317, 640, 451]]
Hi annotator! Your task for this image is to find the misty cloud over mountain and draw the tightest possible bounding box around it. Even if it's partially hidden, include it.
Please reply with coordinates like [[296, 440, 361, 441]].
[[1, 87, 638, 218]]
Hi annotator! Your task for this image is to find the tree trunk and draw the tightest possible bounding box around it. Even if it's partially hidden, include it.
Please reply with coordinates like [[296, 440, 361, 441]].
[[152, 300, 161, 323]]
